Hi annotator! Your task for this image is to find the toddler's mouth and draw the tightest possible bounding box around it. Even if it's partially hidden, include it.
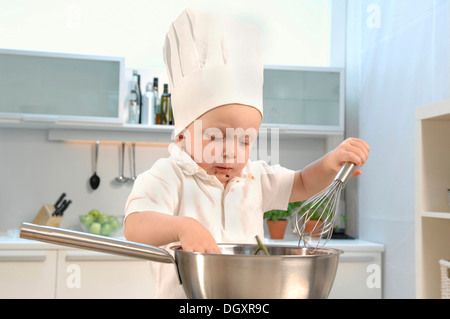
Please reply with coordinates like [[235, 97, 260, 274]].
[[216, 166, 233, 171]]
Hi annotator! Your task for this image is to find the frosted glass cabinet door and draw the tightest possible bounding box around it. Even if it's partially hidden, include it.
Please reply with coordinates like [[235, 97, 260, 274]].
[[263, 66, 344, 131], [0, 49, 124, 122]]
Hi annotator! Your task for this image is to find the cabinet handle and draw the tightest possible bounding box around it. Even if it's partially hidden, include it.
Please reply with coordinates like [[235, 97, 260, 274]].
[[0, 254, 47, 262], [339, 255, 376, 263]]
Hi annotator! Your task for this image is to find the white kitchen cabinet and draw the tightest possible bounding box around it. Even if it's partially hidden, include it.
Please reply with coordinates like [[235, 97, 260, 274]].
[[0, 238, 155, 299], [56, 250, 155, 299], [0, 63, 345, 144], [0, 49, 125, 123], [263, 66, 344, 132], [328, 251, 382, 299], [415, 100, 450, 298], [0, 250, 57, 299]]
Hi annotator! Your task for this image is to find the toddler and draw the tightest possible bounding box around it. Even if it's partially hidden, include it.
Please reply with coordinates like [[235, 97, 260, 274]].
[[124, 8, 369, 298]]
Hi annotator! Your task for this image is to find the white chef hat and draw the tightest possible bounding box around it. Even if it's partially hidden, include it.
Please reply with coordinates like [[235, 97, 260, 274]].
[[163, 8, 263, 136]]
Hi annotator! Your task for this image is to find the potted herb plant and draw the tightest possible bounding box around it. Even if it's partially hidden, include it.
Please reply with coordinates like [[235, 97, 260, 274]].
[[265, 199, 347, 239], [264, 201, 302, 239]]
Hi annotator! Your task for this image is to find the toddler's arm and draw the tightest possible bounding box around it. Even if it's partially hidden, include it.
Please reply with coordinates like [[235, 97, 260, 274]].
[[124, 211, 221, 254], [290, 138, 370, 202]]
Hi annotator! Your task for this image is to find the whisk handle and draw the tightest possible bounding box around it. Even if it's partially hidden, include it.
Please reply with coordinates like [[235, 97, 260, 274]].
[[335, 162, 356, 186]]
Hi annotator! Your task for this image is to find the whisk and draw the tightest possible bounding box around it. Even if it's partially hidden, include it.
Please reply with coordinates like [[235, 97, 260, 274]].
[[290, 162, 356, 252]]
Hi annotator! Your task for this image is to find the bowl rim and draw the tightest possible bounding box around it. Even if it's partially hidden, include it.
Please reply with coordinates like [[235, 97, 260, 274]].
[[171, 243, 344, 258]]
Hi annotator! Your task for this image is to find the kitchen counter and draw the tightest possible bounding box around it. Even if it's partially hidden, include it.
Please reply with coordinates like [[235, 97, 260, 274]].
[[0, 232, 384, 252], [265, 238, 385, 252], [0, 233, 118, 250], [0, 234, 63, 250], [0, 232, 384, 299]]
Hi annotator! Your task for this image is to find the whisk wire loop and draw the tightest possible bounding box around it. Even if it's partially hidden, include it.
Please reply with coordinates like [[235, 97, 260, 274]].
[[291, 163, 356, 253]]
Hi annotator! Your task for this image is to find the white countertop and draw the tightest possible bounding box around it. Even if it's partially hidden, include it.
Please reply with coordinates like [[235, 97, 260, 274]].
[[0, 233, 384, 252], [265, 238, 384, 252], [0, 235, 63, 250]]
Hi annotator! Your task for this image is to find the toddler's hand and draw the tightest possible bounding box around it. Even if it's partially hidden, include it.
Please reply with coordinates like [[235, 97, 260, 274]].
[[177, 217, 221, 254], [325, 138, 370, 177]]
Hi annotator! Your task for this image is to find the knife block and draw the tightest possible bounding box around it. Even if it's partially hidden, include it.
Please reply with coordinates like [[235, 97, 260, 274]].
[[32, 204, 63, 227]]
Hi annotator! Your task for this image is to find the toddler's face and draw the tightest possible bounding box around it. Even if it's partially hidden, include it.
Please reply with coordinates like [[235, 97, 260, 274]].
[[180, 104, 262, 186]]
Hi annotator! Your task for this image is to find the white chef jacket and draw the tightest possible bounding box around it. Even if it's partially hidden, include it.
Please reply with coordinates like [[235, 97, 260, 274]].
[[125, 143, 295, 298]]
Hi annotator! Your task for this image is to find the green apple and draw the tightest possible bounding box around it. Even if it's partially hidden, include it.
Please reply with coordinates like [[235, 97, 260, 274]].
[[98, 214, 109, 224], [88, 209, 100, 218], [101, 223, 113, 236], [89, 222, 101, 234], [109, 216, 121, 231], [80, 214, 94, 227]]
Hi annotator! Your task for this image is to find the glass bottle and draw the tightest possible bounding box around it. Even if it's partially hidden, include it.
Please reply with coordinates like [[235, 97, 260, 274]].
[[153, 78, 161, 124], [132, 70, 142, 123], [160, 84, 170, 125], [128, 91, 139, 124], [141, 82, 155, 125]]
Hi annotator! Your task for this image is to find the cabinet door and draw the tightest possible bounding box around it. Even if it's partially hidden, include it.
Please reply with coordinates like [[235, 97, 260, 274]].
[[56, 250, 155, 299], [328, 252, 382, 299], [0, 250, 57, 298], [263, 66, 344, 131], [0, 49, 123, 122]]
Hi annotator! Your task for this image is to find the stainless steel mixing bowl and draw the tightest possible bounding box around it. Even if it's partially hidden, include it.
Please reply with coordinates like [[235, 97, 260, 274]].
[[174, 244, 342, 299]]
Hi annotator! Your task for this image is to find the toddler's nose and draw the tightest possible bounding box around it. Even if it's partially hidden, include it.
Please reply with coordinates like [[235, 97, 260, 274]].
[[224, 138, 236, 160]]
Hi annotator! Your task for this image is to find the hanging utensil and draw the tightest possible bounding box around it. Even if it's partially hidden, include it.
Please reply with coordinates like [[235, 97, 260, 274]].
[[129, 143, 137, 182], [115, 142, 128, 183], [89, 141, 100, 190]]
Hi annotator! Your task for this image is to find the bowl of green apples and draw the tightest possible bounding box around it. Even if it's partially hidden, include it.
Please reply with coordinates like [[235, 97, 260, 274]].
[[80, 209, 123, 237]]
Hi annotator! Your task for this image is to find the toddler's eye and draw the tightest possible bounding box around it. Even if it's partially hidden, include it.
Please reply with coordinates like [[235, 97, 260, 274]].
[[203, 128, 223, 142], [239, 139, 250, 146], [210, 135, 223, 142]]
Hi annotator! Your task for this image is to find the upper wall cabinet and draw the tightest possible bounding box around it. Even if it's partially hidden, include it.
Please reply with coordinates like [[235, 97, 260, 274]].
[[263, 66, 344, 132], [0, 49, 125, 123], [0, 52, 344, 143]]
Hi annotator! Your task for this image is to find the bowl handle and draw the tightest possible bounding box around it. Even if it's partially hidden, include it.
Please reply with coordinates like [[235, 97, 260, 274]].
[[20, 222, 175, 264]]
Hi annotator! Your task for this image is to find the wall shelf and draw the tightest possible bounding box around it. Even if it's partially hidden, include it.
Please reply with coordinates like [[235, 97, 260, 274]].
[[0, 119, 344, 144], [421, 212, 450, 219]]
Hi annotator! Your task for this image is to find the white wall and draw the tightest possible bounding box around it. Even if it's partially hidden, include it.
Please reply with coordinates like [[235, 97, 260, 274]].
[[0, 127, 169, 232], [0, 0, 333, 69], [346, 0, 450, 298]]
